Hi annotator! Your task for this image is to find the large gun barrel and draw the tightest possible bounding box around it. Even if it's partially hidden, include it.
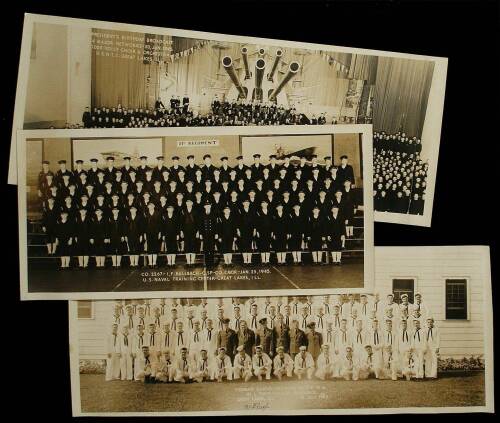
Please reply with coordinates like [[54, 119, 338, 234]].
[[222, 56, 246, 98], [268, 61, 300, 101], [255, 59, 266, 91], [267, 49, 283, 82], [241, 47, 251, 79]]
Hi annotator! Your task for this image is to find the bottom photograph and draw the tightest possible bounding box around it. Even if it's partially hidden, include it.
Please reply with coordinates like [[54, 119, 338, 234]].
[[69, 246, 493, 415]]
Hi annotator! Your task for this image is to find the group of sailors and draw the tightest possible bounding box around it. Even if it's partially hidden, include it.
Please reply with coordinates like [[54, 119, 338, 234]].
[[79, 95, 329, 129], [373, 131, 428, 215], [36, 153, 360, 269], [105, 293, 440, 383]]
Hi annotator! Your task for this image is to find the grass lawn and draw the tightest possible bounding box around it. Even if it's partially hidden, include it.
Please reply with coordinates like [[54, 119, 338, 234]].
[[80, 371, 485, 413]]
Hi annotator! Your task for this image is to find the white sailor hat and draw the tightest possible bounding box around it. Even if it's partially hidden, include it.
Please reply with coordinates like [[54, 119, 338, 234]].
[[299, 345, 307, 351]]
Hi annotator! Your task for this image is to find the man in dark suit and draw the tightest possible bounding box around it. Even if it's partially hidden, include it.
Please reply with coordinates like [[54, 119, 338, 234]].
[[82, 107, 92, 128], [237, 320, 256, 357], [337, 155, 355, 188], [217, 318, 238, 362], [289, 319, 308, 359], [255, 317, 275, 359], [274, 314, 290, 353]]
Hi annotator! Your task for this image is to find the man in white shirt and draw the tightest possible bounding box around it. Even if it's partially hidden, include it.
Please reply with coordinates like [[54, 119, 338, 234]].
[[173, 321, 188, 357], [330, 304, 342, 329], [316, 343, 335, 380], [252, 345, 273, 380], [136, 345, 157, 383], [411, 318, 426, 379], [293, 345, 315, 380], [367, 318, 383, 372], [192, 348, 214, 383], [118, 325, 133, 380], [351, 319, 367, 357], [188, 320, 204, 360], [358, 344, 379, 380], [358, 294, 370, 322], [233, 345, 253, 382], [410, 292, 429, 320], [160, 323, 173, 356], [155, 350, 174, 383], [202, 319, 218, 357], [247, 303, 261, 332], [298, 305, 312, 332], [151, 307, 163, 331], [199, 309, 210, 331], [144, 323, 160, 358], [106, 324, 121, 381], [384, 294, 400, 320], [230, 305, 244, 332], [214, 347, 233, 382], [167, 308, 182, 332], [335, 319, 352, 356], [173, 347, 193, 383], [340, 346, 358, 381], [397, 318, 412, 356], [424, 317, 440, 379], [273, 345, 294, 380], [289, 296, 302, 316]]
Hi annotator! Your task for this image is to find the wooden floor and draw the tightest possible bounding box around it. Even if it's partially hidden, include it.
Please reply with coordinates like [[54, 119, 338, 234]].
[[28, 256, 364, 293]]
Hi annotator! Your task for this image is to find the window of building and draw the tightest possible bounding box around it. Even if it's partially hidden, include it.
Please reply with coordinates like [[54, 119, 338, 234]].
[[77, 301, 94, 319], [445, 279, 468, 319], [392, 279, 415, 303]]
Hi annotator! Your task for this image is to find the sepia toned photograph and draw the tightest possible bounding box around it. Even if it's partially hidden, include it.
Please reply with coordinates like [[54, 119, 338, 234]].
[[9, 13, 447, 227], [18, 125, 374, 299], [69, 246, 493, 415]]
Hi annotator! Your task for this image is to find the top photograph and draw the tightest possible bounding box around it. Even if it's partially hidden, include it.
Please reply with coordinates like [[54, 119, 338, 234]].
[[11, 14, 447, 226]]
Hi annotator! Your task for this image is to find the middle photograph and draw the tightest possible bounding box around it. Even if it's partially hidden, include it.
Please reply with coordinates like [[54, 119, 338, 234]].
[[18, 125, 373, 299]]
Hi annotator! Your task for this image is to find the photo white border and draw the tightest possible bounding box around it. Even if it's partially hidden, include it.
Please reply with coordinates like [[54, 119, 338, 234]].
[[9, 13, 448, 229], [67, 246, 494, 416], [17, 124, 374, 300]]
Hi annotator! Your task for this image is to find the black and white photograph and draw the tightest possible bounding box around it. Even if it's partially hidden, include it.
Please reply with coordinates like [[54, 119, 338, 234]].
[[69, 246, 493, 415], [9, 13, 447, 226], [18, 125, 374, 299]]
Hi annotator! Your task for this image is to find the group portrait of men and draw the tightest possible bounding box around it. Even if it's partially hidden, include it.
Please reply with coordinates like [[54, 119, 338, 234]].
[[373, 131, 428, 215], [104, 293, 440, 384], [35, 150, 361, 270]]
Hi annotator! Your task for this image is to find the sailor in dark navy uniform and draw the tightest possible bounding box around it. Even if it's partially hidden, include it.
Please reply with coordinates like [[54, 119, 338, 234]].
[[55, 160, 73, 185], [234, 156, 248, 180], [169, 156, 185, 181], [219, 206, 238, 266], [238, 199, 256, 265], [251, 154, 265, 181], [184, 155, 200, 182], [201, 154, 216, 181], [337, 155, 355, 188], [152, 156, 168, 181], [73, 160, 87, 182], [136, 156, 151, 181], [104, 156, 117, 182], [200, 201, 218, 267], [87, 158, 100, 185], [219, 156, 232, 180]]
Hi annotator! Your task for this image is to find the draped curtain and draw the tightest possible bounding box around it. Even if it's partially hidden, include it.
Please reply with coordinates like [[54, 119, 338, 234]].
[[347, 54, 378, 84], [165, 42, 240, 98], [296, 52, 350, 107], [373, 57, 435, 137], [91, 30, 167, 108]]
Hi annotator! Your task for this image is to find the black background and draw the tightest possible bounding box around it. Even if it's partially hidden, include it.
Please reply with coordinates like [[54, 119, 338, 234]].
[[1, 0, 498, 419]]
